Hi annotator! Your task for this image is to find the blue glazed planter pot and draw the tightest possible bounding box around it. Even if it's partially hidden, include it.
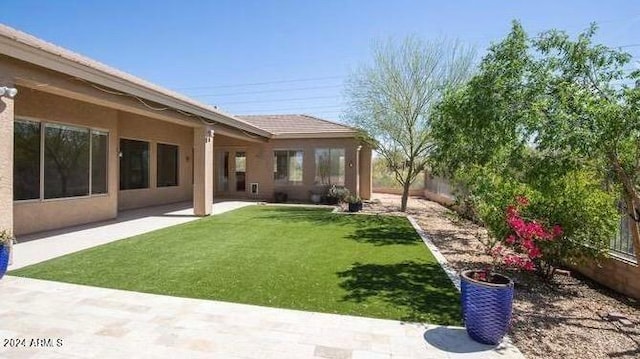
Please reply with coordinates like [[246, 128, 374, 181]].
[[460, 269, 514, 345], [0, 245, 9, 280]]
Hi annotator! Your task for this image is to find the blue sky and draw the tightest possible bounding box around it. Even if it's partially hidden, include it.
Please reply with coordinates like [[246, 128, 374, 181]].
[[1, 1, 639, 121]]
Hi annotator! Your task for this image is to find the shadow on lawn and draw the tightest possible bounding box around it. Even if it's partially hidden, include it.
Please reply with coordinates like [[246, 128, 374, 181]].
[[255, 206, 348, 225], [346, 224, 420, 246], [256, 206, 409, 228], [337, 261, 461, 325], [258, 207, 420, 246]]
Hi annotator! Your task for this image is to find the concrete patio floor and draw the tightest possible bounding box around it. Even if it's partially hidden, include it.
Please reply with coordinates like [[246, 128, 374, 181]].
[[2, 200, 524, 358], [11, 201, 255, 270]]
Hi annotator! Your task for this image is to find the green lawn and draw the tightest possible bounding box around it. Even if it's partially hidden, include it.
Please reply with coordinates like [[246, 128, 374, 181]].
[[11, 206, 461, 324]]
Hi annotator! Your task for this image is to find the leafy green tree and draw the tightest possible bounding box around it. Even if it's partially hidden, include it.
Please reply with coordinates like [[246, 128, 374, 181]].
[[431, 21, 637, 273], [344, 37, 475, 211], [533, 24, 640, 259]]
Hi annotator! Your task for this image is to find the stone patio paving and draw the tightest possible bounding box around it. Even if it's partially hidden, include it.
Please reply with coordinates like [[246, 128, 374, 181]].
[[2, 200, 524, 358], [0, 277, 522, 358]]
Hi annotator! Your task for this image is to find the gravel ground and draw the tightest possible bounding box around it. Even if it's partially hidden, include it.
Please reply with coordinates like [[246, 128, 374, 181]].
[[362, 193, 640, 359]]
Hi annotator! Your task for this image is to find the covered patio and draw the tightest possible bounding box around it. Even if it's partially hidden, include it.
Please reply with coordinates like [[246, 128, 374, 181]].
[[1, 24, 372, 237]]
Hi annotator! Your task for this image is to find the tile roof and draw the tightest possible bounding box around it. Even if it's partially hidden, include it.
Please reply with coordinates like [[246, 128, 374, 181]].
[[236, 114, 357, 137]]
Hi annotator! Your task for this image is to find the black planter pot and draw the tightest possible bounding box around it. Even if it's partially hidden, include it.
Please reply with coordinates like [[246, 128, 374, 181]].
[[460, 269, 514, 345], [348, 202, 363, 212]]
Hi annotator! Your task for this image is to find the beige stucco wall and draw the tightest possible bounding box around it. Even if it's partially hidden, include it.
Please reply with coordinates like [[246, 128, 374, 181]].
[[1, 56, 206, 235], [358, 145, 372, 200], [117, 112, 194, 210], [13, 89, 119, 235], [0, 79, 14, 234], [213, 135, 371, 202], [572, 256, 640, 300]]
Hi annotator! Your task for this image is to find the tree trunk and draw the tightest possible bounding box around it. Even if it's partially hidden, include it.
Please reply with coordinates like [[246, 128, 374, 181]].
[[400, 180, 411, 212]]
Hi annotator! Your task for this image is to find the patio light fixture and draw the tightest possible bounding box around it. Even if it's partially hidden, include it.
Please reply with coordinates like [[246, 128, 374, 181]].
[[0, 86, 18, 98]]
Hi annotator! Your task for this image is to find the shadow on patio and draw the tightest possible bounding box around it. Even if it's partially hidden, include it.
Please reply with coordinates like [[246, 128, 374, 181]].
[[337, 260, 461, 325]]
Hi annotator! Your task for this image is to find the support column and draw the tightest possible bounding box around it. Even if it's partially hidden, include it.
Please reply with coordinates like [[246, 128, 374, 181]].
[[358, 145, 372, 200], [0, 83, 15, 234], [193, 126, 214, 216], [355, 146, 361, 196]]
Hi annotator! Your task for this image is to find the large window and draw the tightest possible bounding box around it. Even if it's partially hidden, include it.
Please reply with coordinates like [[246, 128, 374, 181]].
[[13, 119, 109, 201], [14, 120, 41, 200], [274, 150, 303, 184], [91, 131, 109, 194], [44, 124, 90, 199], [120, 139, 149, 190], [315, 148, 345, 186], [157, 143, 178, 187]]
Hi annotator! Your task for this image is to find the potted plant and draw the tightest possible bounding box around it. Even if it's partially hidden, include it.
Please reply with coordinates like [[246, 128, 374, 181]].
[[460, 268, 514, 345], [325, 185, 350, 205], [461, 196, 563, 345], [346, 195, 363, 212], [0, 229, 14, 280]]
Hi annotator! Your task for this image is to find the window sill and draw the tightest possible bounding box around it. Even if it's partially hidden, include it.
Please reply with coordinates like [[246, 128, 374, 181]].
[[14, 193, 111, 204], [119, 187, 151, 191]]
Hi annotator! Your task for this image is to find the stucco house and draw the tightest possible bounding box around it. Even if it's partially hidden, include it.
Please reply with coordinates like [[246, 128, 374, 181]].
[[0, 24, 372, 236]]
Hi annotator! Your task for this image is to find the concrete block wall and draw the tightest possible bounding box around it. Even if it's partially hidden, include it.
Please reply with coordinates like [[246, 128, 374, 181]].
[[573, 256, 640, 299]]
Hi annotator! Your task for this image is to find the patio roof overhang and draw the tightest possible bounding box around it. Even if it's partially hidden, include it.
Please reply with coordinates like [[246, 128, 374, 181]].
[[0, 24, 271, 139]]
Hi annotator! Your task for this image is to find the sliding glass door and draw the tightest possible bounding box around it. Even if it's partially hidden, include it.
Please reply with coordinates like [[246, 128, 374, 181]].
[[215, 150, 247, 196]]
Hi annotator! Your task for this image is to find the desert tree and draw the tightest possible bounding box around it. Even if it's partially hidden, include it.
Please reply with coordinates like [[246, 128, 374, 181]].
[[344, 37, 475, 211]]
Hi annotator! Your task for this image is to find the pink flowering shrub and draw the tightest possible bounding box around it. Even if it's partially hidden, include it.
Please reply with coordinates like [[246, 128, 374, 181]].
[[457, 169, 620, 282], [488, 196, 564, 279]]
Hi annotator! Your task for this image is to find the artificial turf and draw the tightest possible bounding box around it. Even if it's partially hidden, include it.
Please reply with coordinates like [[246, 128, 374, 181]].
[[11, 206, 461, 325]]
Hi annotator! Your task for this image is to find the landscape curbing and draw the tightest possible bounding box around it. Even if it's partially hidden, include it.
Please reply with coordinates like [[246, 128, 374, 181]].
[[407, 215, 461, 291]]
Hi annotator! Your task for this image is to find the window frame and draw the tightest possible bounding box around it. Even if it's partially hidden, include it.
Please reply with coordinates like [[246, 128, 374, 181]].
[[156, 142, 180, 188], [13, 116, 110, 203], [91, 130, 110, 195], [314, 148, 345, 186], [43, 122, 91, 200], [273, 149, 304, 186], [119, 137, 151, 191], [13, 118, 42, 202]]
